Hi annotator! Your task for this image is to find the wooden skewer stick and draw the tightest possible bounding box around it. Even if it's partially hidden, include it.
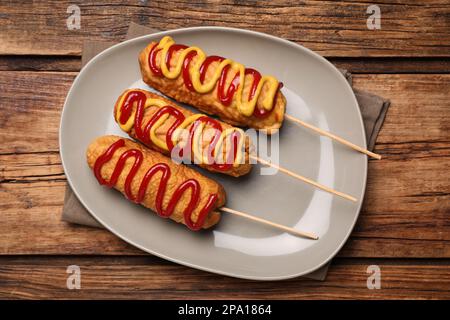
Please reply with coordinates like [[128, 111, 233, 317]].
[[220, 207, 318, 240], [284, 114, 381, 160], [250, 155, 357, 202]]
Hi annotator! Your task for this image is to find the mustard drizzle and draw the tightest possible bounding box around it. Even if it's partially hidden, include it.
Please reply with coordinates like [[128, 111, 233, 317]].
[[115, 92, 245, 168], [153, 36, 279, 117]]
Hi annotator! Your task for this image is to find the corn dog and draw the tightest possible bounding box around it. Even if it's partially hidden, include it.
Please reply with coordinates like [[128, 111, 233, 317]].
[[86, 135, 225, 230], [139, 36, 286, 133], [114, 89, 252, 177]]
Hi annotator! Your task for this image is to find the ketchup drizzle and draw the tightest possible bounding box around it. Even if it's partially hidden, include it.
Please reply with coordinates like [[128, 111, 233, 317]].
[[93, 138, 218, 230], [148, 43, 282, 118], [118, 90, 242, 172]]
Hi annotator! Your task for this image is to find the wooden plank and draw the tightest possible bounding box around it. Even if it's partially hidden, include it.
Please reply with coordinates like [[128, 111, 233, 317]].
[[0, 71, 75, 154], [0, 256, 449, 299], [355, 155, 450, 240], [353, 74, 450, 144], [0, 180, 141, 255], [330, 57, 450, 74], [0, 56, 81, 72], [1, 1, 449, 57], [340, 237, 450, 258], [1, 56, 450, 74]]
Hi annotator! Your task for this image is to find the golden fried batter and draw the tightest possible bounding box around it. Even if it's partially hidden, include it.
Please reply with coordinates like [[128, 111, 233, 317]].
[[139, 42, 286, 133], [86, 135, 225, 229], [114, 89, 252, 177]]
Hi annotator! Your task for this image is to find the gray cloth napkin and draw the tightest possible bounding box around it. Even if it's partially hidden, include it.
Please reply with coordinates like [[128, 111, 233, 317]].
[[61, 22, 390, 280]]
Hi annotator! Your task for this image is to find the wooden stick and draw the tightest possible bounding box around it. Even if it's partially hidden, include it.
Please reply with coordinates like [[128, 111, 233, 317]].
[[285, 114, 381, 160], [250, 155, 357, 202], [220, 207, 318, 240]]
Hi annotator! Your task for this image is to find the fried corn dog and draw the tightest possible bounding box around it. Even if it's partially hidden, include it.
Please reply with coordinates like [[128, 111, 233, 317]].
[[86, 135, 226, 230], [114, 89, 252, 177], [139, 36, 286, 132]]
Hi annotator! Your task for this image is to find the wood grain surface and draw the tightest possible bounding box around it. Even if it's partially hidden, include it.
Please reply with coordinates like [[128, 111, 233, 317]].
[[0, 0, 449, 299], [1, 0, 449, 57], [1, 257, 449, 299]]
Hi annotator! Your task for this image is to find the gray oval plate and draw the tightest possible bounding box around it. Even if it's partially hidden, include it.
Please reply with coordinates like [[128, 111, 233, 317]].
[[60, 27, 367, 280]]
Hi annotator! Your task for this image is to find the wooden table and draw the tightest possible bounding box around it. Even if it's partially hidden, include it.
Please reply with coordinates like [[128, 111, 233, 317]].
[[1, 1, 449, 299]]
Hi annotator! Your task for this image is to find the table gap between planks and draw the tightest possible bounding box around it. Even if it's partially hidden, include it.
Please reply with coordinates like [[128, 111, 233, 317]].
[[0, 0, 449, 299]]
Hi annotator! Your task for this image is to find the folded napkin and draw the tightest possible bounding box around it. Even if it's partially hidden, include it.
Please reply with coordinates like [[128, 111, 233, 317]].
[[61, 22, 390, 280]]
